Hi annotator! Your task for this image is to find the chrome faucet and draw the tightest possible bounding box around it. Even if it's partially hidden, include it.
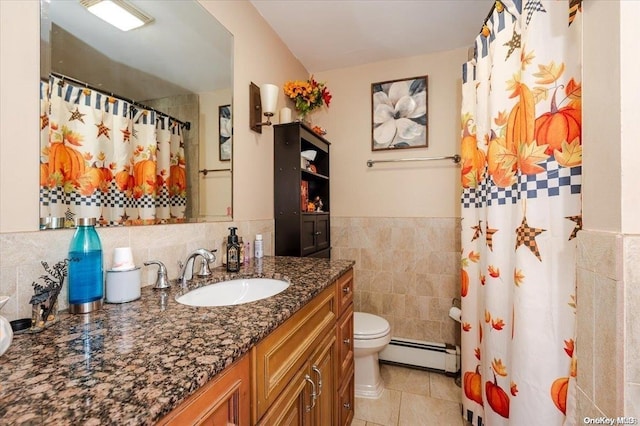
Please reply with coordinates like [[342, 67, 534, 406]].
[[178, 249, 216, 288]]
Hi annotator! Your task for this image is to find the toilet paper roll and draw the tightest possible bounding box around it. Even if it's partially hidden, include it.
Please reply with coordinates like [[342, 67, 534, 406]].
[[449, 306, 462, 323]]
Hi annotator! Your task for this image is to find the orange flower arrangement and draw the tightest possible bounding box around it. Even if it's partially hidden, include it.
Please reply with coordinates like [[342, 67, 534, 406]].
[[283, 75, 332, 118]]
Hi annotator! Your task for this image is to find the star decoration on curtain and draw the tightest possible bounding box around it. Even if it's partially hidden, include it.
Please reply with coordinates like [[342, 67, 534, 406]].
[[96, 121, 110, 139], [569, 0, 582, 26], [566, 215, 582, 240], [504, 30, 521, 60], [486, 223, 498, 251], [524, 0, 546, 25], [121, 127, 132, 142], [515, 216, 545, 261], [471, 221, 483, 242], [40, 113, 49, 130], [69, 108, 86, 124]]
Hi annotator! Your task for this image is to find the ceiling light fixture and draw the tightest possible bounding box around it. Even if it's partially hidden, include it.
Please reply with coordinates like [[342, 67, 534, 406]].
[[80, 0, 154, 32]]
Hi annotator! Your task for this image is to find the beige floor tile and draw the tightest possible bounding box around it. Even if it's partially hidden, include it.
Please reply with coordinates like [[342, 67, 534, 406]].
[[430, 373, 462, 403], [350, 419, 367, 426], [398, 393, 464, 426], [380, 364, 431, 396], [354, 389, 401, 426]]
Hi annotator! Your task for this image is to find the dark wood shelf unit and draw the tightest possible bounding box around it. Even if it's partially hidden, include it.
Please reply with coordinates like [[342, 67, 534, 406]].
[[274, 122, 331, 258]]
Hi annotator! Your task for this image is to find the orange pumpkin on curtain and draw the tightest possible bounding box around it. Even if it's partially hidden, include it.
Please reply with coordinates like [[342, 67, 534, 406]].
[[464, 367, 483, 406], [485, 373, 510, 418], [535, 87, 581, 155], [133, 159, 157, 195], [48, 141, 86, 186], [40, 163, 49, 187], [168, 164, 186, 196]]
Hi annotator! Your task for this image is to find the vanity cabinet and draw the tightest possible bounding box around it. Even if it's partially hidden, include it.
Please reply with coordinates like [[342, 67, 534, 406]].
[[158, 268, 354, 426], [334, 269, 355, 426], [274, 122, 331, 258], [157, 354, 250, 425]]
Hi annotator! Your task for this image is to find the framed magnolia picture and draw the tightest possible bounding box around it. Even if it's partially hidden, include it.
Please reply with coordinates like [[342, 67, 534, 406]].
[[371, 75, 428, 151], [219, 104, 232, 161]]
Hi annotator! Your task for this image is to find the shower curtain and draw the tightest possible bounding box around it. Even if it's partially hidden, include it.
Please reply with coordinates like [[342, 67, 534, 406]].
[[460, 1, 581, 425], [40, 75, 187, 227]]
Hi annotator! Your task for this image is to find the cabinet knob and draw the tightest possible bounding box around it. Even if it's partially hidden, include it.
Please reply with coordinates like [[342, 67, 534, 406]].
[[343, 402, 351, 410], [314, 231, 322, 236], [343, 338, 350, 345], [342, 286, 350, 293]]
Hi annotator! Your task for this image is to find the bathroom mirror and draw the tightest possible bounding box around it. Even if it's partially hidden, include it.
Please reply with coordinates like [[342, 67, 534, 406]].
[[39, 0, 233, 228]]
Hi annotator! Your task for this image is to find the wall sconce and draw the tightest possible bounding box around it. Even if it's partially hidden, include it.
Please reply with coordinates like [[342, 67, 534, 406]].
[[250, 82, 279, 134]]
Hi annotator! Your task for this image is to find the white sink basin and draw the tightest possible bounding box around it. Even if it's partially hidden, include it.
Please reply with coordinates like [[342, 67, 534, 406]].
[[176, 278, 289, 307]]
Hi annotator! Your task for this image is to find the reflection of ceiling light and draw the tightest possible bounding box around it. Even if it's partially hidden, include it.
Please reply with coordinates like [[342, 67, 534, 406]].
[[80, 0, 154, 32]]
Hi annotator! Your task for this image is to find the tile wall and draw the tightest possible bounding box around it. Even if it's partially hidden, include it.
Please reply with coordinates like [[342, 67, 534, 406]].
[[575, 230, 640, 419], [0, 220, 273, 321], [331, 216, 461, 346]]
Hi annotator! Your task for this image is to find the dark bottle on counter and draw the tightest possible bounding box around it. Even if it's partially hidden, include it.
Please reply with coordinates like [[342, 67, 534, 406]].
[[68, 217, 103, 313], [226, 227, 241, 272]]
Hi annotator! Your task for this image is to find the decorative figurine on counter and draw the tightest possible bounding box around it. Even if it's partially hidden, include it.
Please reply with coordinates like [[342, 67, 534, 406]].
[[314, 196, 323, 212], [29, 259, 69, 332]]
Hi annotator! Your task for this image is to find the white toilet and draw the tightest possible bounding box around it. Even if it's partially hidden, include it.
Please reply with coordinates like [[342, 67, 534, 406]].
[[354, 312, 391, 399]]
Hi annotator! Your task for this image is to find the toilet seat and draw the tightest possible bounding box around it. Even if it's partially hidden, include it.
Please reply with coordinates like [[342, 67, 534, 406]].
[[354, 312, 390, 340]]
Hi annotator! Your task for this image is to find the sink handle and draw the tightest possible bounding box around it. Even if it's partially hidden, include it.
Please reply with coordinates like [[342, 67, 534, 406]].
[[144, 261, 170, 289]]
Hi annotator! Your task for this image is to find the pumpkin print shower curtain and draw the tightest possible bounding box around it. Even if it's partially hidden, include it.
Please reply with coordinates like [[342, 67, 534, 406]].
[[460, 1, 581, 425], [40, 75, 188, 227]]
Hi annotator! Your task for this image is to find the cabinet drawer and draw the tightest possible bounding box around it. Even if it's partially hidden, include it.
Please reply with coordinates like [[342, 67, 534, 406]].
[[337, 365, 355, 426], [252, 284, 336, 421], [335, 269, 353, 316], [336, 308, 354, 380]]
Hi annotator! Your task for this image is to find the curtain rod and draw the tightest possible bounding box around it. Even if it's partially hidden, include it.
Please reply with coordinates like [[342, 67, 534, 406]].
[[481, 3, 496, 32], [48, 72, 191, 130], [366, 155, 461, 168]]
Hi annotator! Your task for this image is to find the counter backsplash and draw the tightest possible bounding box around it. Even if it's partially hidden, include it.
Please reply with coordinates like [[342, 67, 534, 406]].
[[0, 220, 274, 321]]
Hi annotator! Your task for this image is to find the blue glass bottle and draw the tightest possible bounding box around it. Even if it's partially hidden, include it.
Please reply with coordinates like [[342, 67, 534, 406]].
[[68, 217, 103, 313]]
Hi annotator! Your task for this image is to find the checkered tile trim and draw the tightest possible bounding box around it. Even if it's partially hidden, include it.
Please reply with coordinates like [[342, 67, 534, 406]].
[[461, 157, 581, 209]]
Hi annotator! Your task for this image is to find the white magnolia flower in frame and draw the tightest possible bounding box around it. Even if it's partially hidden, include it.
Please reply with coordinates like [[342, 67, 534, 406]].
[[219, 105, 232, 160], [372, 77, 427, 149]]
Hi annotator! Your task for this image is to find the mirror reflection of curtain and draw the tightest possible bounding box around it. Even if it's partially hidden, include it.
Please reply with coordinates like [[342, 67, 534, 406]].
[[39, 75, 187, 227]]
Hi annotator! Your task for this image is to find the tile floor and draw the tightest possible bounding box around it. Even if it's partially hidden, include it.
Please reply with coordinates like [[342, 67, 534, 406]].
[[351, 363, 465, 426]]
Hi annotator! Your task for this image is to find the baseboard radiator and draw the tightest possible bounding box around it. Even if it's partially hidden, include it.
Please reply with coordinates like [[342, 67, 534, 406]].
[[378, 338, 460, 375]]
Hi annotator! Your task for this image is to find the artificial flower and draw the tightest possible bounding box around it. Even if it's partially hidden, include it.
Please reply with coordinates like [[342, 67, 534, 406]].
[[283, 75, 331, 117]]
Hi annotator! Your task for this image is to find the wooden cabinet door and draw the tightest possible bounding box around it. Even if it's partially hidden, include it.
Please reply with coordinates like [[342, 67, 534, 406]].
[[310, 332, 335, 426], [158, 355, 250, 426], [257, 366, 310, 426], [301, 215, 317, 256], [315, 214, 330, 252]]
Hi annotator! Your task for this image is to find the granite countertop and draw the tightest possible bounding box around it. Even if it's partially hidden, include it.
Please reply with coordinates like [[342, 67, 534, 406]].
[[0, 256, 354, 425]]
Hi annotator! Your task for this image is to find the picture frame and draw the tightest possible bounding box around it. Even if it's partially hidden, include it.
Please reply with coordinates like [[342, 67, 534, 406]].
[[219, 104, 232, 161], [371, 75, 428, 151]]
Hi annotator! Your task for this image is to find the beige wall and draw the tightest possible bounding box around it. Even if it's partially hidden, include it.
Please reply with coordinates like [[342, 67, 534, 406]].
[[315, 48, 465, 219], [318, 49, 466, 345], [578, 0, 640, 420]]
